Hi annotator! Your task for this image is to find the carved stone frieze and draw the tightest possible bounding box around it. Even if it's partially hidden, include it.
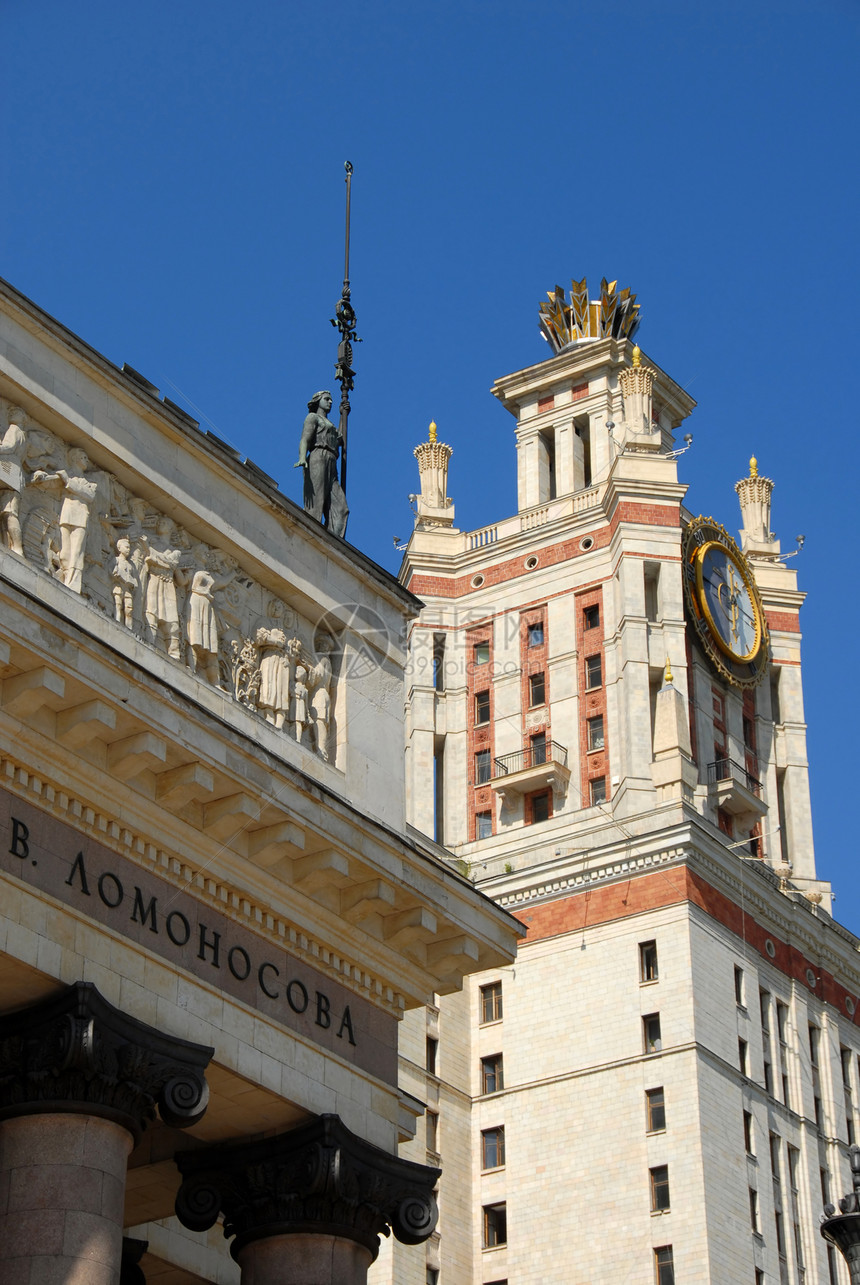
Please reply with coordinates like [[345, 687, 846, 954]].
[[0, 981, 213, 1142], [0, 400, 337, 761], [174, 1113, 440, 1261]]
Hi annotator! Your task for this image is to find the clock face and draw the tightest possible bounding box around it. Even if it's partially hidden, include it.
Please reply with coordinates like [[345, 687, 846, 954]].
[[683, 518, 768, 688]]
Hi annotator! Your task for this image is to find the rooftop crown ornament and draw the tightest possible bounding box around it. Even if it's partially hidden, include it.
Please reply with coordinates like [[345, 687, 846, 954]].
[[538, 276, 641, 353]]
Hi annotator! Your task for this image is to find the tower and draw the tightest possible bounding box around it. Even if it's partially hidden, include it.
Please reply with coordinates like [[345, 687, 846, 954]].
[[378, 278, 856, 1285]]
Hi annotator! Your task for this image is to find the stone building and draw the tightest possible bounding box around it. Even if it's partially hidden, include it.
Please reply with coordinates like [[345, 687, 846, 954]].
[[391, 278, 857, 1284], [0, 276, 521, 1284]]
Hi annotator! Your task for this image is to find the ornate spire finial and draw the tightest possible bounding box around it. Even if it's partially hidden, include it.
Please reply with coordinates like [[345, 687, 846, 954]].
[[665, 657, 673, 685], [428, 420, 437, 443], [632, 345, 642, 368], [749, 455, 758, 477]]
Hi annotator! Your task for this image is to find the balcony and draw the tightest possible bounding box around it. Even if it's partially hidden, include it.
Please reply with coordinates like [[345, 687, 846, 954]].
[[707, 757, 767, 828], [489, 741, 570, 800]]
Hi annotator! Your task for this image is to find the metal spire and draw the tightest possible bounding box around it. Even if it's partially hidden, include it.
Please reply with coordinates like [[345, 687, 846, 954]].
[[331, 161, 360, 499]]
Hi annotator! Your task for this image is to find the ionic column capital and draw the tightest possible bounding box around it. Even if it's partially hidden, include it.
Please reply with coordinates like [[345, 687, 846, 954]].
[[175, 1113, 440, 1262], [0, 981, 213, 1142]]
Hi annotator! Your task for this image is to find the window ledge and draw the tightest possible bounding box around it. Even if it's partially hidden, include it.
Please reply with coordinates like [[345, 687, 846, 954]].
[[640, 979, 659, 988], [650, 1208, 671, 1217], [481, 1165, 505, 1175], [479, 1019, 503, 1029], [482, 1244, 507, 1254], [646, 1128, 666, 1137]]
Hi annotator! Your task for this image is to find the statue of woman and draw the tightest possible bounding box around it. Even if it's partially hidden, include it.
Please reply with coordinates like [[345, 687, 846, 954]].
[[187, 546, 237, 686], [255, 627, 290, 728]]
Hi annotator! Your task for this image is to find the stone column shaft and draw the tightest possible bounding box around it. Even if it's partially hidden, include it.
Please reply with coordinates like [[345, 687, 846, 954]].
[[0, 1113, 131, 1285]]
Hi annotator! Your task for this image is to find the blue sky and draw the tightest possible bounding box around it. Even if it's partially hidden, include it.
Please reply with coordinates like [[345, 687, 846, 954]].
[[3, 1, 859, 926]]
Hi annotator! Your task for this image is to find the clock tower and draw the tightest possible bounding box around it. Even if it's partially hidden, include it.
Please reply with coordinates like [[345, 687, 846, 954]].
[[372, 279, 853, 1285]]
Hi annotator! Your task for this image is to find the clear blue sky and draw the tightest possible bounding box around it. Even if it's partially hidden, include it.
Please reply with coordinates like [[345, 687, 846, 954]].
[[4, 2, 859, 926]]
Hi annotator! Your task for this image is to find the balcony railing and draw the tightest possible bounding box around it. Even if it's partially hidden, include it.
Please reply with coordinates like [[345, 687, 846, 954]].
[[493, 741, 568, 778], [707, 757, 762, 798]]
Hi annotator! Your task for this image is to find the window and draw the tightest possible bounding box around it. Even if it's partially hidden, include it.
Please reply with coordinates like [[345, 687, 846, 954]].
[[760, 989, 771, 1032], [475, 749, 492, 785], [590, 777, 607, 806], [734, 965, 745, 1006], [426, 1270, 439, 1285], [640, 941, 659, 983], [821, 1168, 831, 1205], [769, 1133, 781, 1179], [787, 1145, 800, 1192], [763, 1060, 773, 1095], [749, 1186, 760, 1233], [474, 641, 490, 666], [483, 1203, 507, 1249], [481, 1054, 503, 1095], [425, 1109, 438, 1152], [654, 1245, 675, 1285], [432, 634, 446, 691], [650, 1165, 670, 1212], [828, 1245, 840, 1285], [808, 1023, 820, 1066], [476, 810, 493, 840], [775, 1208, 786, 1256], [482, 1126, 505, 1169], [814, 1094, 823, 1129], [644, 1014, 662, 1053], [739, 1038, 748, 1075], [530, 791, 550, 824], [480, 981, 503, 1024], [426, 1037, 438, 1075], [475, 690, 490, 724], [584, 604, 600, 630], [585, 654, 602, 689], [781, 1072, 790, 1109], [743, 1110, 754, 1155], [531, 732, 547, 765], [646, 1087, 666, 1132], [587, 715, 605, 751], [755, 1272, 764, 1285], [777, 1001, 788, 1044], [528, 671, 546, 706], [528, 621, 544, 647]]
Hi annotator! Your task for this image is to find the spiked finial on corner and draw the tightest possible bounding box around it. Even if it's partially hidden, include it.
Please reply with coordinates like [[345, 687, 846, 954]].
[[750, 455, 758, 478], [428, 420, 438, 443], [664, 657, 673, 685]]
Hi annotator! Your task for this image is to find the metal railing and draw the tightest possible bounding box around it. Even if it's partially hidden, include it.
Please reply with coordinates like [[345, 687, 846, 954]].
[[707, 757, 762, 798], [493, 741, 568, 777]]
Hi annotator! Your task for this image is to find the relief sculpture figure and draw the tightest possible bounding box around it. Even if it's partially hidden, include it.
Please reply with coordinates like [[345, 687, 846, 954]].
[[31, 448, 98, 593], [256, 628, 290, 728], [143, 517, 186, 659], [295, 391, 349, 538], [0, 408, 27, 556], [187, 546, 237, 686], [309, 635, 334, 761], [111, 537, 138, 629]]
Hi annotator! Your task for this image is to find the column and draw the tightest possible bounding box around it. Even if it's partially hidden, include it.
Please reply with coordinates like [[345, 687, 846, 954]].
[[175, 1113, 440, 1285], [0, 981, 213, 1285]]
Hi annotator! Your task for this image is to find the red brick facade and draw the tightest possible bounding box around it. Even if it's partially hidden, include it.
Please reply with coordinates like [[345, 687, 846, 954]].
[[576, 586, 608, 807], [466, 623, 495, 841]]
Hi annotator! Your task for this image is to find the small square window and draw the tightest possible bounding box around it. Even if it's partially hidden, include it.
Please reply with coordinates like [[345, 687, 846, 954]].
[[587, 715, 604, 751], [528, 671, 546, 706], [476, 810, 493, 840], [646, 1087, 666, 1133], [640, 941, 659, 983], [644, 1013, 662, 1053], [480, 981, 503, 1024], [481, 1125, 505, 1169], [650, 1165, 670, 1212], [527, 621, 544, 647], [654, 1247, 674, 1285], [530, 791, 550, 824], [590, 777, 607, 806], [481, 1054, 503, 1095], [475, 749, 492, 785], [584, 604, 600, 630], [475, 690, 490, 725], [585, 654, 602, 689], [483, 1202, 507, 1249], [475, 641, 490, 666], [426, 1037, 438, 1075]]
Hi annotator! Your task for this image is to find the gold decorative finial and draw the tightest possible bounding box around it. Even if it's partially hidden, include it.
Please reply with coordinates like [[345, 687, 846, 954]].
[[665, 657, 673, 684], [428, 420, 437, 443], [749, 455, 758, 477], [632, 345, 641, 368]]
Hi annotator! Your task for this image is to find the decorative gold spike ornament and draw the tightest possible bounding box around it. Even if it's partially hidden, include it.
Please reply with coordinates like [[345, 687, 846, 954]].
[[538, 275, 641, 353]]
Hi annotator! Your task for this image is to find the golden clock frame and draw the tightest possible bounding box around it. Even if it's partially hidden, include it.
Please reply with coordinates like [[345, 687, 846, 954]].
[[683, 516, 769, 689]]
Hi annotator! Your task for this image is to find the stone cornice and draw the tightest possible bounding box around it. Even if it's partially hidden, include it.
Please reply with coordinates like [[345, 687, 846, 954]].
[[0, 981, 212, 1143]]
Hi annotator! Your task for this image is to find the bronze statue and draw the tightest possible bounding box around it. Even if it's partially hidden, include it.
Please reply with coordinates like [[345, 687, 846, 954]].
[[295, 390, 349, 538]]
